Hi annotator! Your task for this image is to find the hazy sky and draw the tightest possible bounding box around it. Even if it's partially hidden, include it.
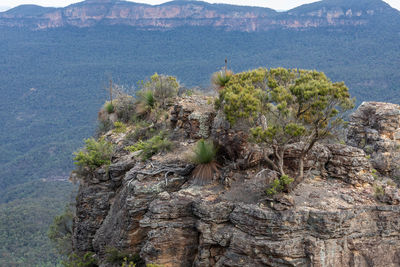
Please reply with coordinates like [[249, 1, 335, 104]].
[[1, 0, 400, 11]]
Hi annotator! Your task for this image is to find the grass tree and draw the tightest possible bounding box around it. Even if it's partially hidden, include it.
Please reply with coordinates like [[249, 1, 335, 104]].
[[211, 69, 234, 90], [191, 139, 220, 185], [218, 67, 354, 190]]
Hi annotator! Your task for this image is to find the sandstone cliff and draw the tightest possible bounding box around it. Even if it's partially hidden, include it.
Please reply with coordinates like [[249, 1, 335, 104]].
[[71, 97, 400, 266], [1, 0, 398, 31]]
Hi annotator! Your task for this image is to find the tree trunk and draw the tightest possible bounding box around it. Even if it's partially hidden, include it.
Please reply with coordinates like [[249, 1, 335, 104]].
[[298, 156, 304, 183], [288, 154, 304, 192], [263, 149, 279, 173], [278, 149, 285, 177]]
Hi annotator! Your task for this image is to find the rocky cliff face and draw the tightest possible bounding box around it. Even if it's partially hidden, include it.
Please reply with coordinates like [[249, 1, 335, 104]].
[[1, 0, 398, 31], [347, 102, 400, 179], [71, 97, 400, 266]]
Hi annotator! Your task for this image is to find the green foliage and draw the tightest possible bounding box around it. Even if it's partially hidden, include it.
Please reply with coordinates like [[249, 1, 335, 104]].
[[219, 67, 354, 181], [124, 121, 155, 143], [64, 252, 98, 267], [137, 90, 156, 114], [0, 181, 74, 266], [105, 248, 141, 266], [211, 69, 233, 89], [113, 121, 128, 134], [141, 73, 179, 108], [114, 92, 136, 123], [48, 205, 74, 257], [125, 132, 172, 160], [374, 184, 385, 198], [104, 101, 115, 114], [121, 259, 136, 267], [183, 88, 194, 96], [73, 138, 114, 172], [191, 139, 220, 184], [371, 168, 379, 180], [217, 68, 267, 124], [146, 264, 165, 267], [191, 139, 217, 164], [266, 175, 294, 196]]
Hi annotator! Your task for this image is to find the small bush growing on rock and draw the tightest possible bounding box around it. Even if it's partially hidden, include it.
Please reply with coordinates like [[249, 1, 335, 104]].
[[266, 175, 294, 196], [114, 93, 136, 123], [183, 88, 194, 96], [64, 252, 98, 267], [104, 101, 115, 114], [124, 121, 155, 143], [125, 132, 172, 160], [105, 248, 141, 266], [73, 138, 114, 171], [113, 121, 127, 134], [190, 139, 220, 185], [121, 259, 136, 267], [136, 90, 156, 116], [140, 73, 179, 108], [128, 127, 157, 143]]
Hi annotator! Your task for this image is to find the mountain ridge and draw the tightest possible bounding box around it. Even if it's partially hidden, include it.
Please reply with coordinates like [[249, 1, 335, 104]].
[[1, 0, 399, 31]]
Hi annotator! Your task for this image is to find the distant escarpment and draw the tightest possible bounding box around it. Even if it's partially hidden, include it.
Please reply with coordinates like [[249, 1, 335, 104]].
[[1, 0, 399, 31], [69, 85, 400, 266]]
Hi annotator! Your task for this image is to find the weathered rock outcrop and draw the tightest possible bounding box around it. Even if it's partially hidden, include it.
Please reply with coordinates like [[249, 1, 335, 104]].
[[72, 97, 400, 266], [347, 101, 400, 179]]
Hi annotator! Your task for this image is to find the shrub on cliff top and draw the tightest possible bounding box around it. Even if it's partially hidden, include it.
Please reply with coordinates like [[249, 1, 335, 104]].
[[73, 138, 114, 171], [140, 73, 179, 109], [113, 121, 127, 134], [217, 67, 354, 191], [190, 139, 220, 185], [136, 90, 155, 116], [125, 132, 172, 161], [266, 175, 294, 196], [104, 101, 115, 114]]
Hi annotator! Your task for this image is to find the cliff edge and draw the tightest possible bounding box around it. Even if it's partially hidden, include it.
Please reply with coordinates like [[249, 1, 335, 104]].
[[70, 96, 400, 267]]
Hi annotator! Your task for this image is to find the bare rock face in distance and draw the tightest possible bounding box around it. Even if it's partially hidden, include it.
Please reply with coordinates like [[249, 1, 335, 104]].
[[72, 96, 400, 267], [0, 0, 395, 31]]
